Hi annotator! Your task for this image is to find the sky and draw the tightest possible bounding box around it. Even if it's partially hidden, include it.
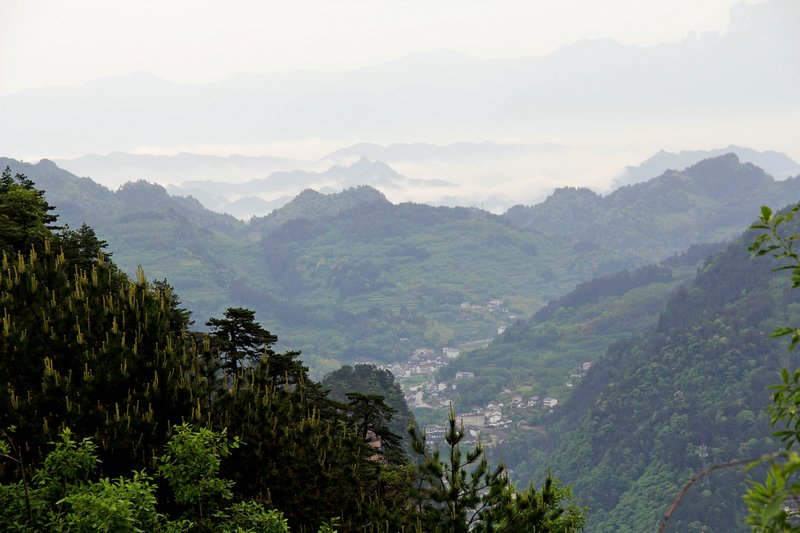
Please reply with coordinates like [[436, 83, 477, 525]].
[[2, 0, 750, 94], [3, 0, 797, 213]]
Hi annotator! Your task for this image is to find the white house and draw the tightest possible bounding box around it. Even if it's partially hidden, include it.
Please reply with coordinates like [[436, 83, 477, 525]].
[[543, 397, 558, 408]]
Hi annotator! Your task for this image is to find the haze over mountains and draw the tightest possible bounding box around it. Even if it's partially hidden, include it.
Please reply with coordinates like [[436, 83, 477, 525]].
[[6, 0, 797, 156], [5, 149, 800, 530], [48, 144, 800, 220], [4, 0, 797, 215]]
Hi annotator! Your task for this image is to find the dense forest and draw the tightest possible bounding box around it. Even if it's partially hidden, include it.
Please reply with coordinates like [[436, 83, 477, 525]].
[[0, 168, 585, 531], [505, 154, 800, 262], [435, 195, 800, 531]]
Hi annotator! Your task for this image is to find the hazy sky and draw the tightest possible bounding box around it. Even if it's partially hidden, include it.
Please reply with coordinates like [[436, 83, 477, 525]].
[[2, 0, 750, 94], [3, 0, 796, 209]]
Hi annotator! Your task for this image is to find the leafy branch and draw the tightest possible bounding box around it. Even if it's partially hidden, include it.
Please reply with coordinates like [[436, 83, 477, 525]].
[[743, 203, 800, 530], [749, 204, 800, 348]]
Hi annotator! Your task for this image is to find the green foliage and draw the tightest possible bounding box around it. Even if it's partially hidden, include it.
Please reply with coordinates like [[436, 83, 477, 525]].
[[56, 472, 161, 533], [56, 223, 111, 270], [0, 427, 307, 533], [322, 363, 416, 452], [442, 257, 703, 415], [744, 203, 800, 531], [0, 166, 59, 254], [33, 428, 99, 501], [749, 204, 800, 348], [0, 242, 204, 478], [6, 154, 797, 377], [496, 472, 586, 532], [409, 406, 511, 532], [345, 392, 402, 457], [0, 429, 164, 532], [213, 501, 289, 532], [7, 157, 638, 371], [158, 424, 238, 517], [506, 153, 790, 263], [0, 172, 583, 532]]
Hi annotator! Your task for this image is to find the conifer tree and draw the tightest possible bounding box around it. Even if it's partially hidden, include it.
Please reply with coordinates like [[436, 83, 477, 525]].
[[409, 406, 511, 532], [408, 407, 584, 532], [345, 392, 403, 462], [0, 246, 204, 477], [56, 223, 111, 270], [206, 307, 276, 373], [0, 167, 59, 254]]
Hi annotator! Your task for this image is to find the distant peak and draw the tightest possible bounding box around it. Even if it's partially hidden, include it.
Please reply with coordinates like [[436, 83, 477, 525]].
[[549, 186, 601, 200], [35, 158, 58, 169], [296, 188, 323, 199], [685, 152, 740, 174], [683, 153, 772, 197], [349, 157, 394, 171], [337, 184, 388, 201]]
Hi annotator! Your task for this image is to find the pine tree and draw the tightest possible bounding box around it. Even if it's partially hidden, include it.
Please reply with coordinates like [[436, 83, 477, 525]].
[[0, 167, 59, 254], [206, 308, 277, 374], [409, 406, 511, 533]]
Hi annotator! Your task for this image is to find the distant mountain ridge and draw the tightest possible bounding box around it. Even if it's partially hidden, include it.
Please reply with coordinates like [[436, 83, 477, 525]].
[[53, 142, 622, 219], [504, 153, 800, 262], [614, 145, 800, 186], [4, 1, 796, 161]]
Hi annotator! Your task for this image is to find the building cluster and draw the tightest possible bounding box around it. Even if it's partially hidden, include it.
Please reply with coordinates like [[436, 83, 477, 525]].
[[422, 392, 567, 448], [381, 346, 461, 379], [459, 298, 506, 311], [424, 404, 512, 447]]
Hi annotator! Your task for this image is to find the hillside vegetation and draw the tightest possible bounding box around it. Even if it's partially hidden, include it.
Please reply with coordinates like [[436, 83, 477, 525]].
[[2, 154, 795, 377], [440, 243, 727, 410], [533, 220, 800, 531], [0, 157, 631, 374], [0, 167, 583, 532]]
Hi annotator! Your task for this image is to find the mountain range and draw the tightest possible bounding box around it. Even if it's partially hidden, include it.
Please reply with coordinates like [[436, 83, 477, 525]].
[[614, 145, 800, 187], [2, 152, 798, 380], [448, 190, 800, 532], [49, 144, 800, 221], [4, 0, 797, 166], [506, 153, 800, 262]]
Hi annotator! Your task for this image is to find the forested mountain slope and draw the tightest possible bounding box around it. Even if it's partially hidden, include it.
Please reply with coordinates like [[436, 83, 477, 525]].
[[1, 167, 577, 532], [440, 242, 727, 410], [539, 222, 800, 532], [504, 153, 800, 261], [0, 157, 630, 374]]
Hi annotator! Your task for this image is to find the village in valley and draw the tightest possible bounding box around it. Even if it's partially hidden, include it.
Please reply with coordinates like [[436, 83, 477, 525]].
[[358, 298, 594, 448]]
